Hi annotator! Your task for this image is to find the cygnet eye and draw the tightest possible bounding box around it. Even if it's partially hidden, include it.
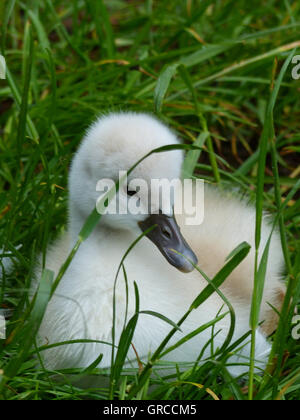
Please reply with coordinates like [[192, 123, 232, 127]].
[[127, 187, 137, 197]]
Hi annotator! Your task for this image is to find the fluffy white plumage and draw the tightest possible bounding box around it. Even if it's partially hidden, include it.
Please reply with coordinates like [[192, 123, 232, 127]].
[[35, 112, 285, 377]]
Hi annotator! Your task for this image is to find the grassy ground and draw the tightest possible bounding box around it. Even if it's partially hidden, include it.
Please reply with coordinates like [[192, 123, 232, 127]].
[[0, 0, 299, 400]]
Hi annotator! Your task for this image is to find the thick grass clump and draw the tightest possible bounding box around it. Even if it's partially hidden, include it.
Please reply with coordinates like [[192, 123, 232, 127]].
[[0, 0, 299, 400]]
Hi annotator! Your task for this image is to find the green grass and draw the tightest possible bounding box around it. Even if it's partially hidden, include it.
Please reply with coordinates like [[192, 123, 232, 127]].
[[0, 0, 300, 400]]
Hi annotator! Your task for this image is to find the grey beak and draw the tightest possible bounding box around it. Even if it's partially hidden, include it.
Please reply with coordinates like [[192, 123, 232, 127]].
[[138, 213, 198, 273]]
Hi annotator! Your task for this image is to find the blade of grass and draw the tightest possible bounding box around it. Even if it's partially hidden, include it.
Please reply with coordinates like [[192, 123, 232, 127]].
[[160, 312, 228, 358], [5, 66, 39, 144], [109, 226, 183, 399], [109, 282, 140, 398], [178, 64, 220, 183], [169, 41, 300, 101], [85, 0, 116, 58], [0, 269, 53, 392], [97, 0, 115, 58], [16, 21, 33, 157], [182, 132, 209, 178], [27, 8, 50, 51], [44, 0, 91, 64], [154, 63, 179, 113], [128, 242, 251, 398], [248, 49, 297, 400], [1, 0, 16, 54]]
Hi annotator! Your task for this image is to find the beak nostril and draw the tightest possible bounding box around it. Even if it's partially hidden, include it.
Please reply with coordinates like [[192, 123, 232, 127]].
[[161, 227, 172, 239], [139, 213, 196, 272]]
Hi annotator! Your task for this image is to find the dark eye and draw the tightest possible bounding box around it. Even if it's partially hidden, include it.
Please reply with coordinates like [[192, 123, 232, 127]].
[[127, 188, 137, 197]]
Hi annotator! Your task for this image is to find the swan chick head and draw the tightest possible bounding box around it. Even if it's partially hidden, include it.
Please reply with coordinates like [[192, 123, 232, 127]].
[[69, 112, 197, 272]]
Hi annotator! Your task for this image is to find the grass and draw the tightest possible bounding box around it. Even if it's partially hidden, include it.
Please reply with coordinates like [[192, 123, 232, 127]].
[[0, 0, 300, 400]]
